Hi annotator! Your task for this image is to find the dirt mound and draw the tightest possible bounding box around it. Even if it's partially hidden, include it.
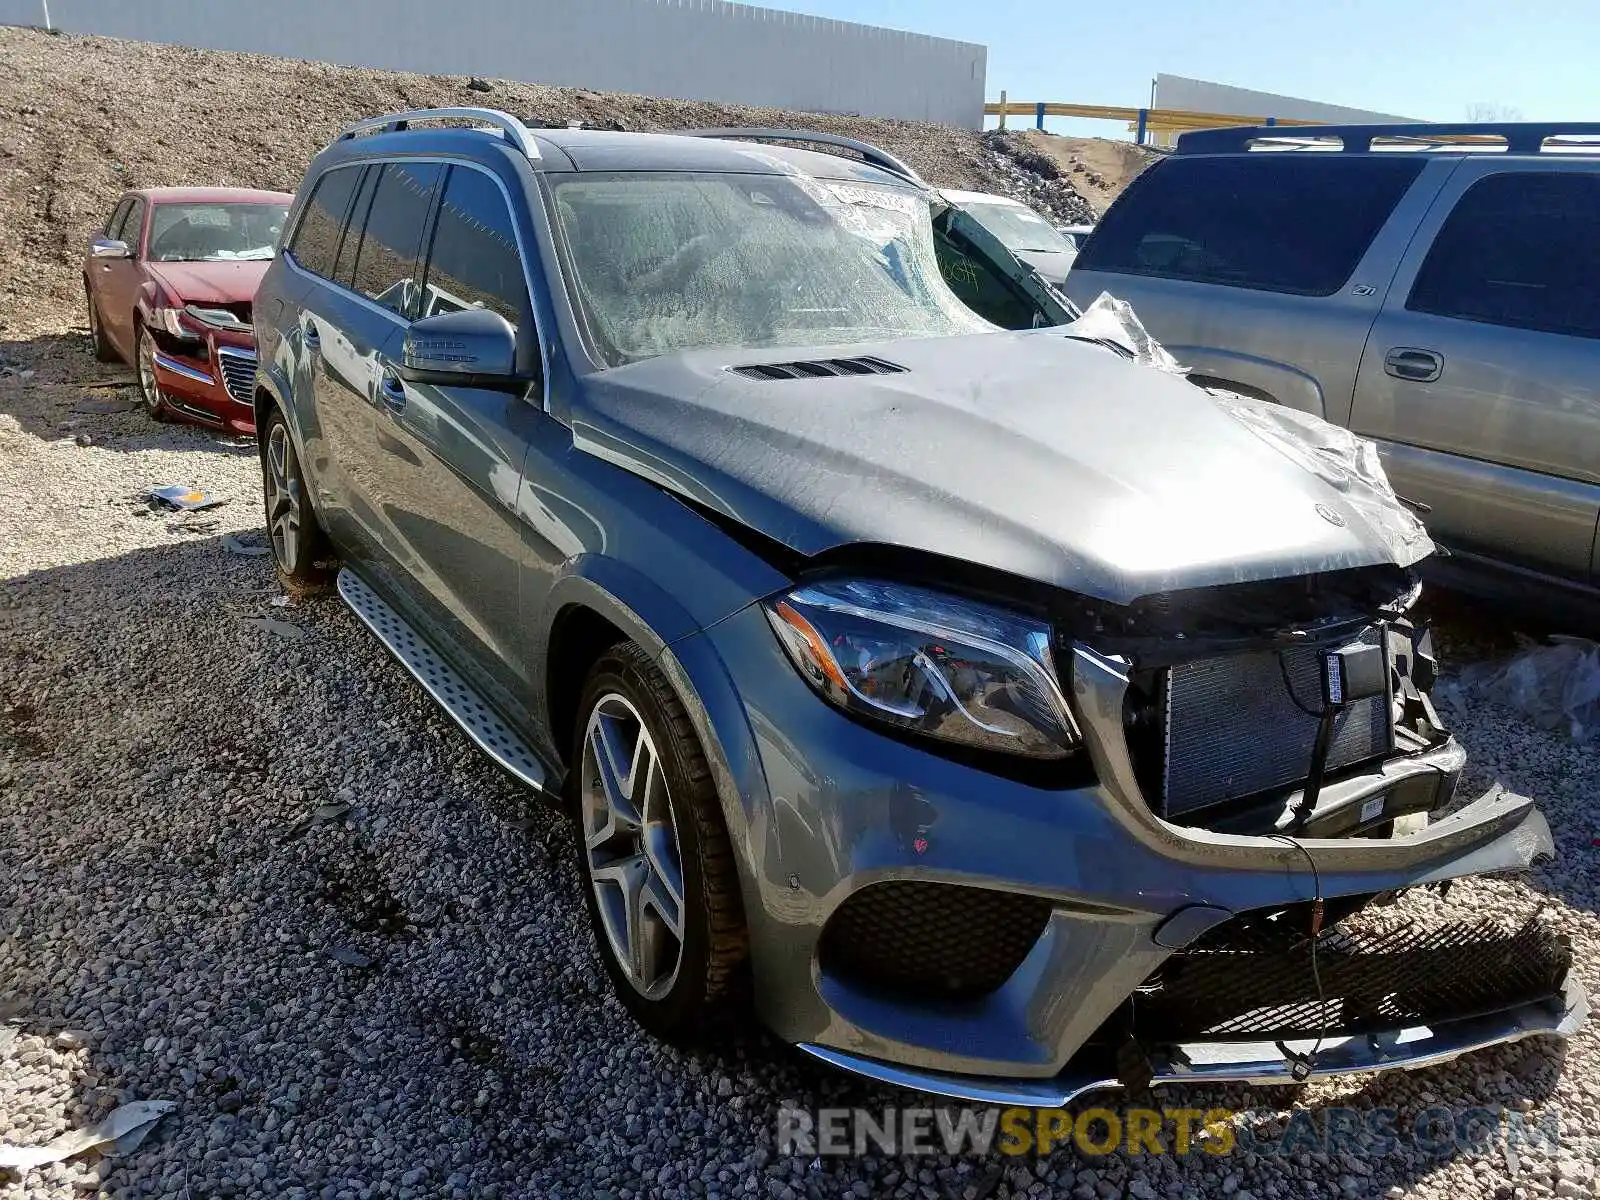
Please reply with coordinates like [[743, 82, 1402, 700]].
[[0, 26, 1115, 340], [1007, 130, 1163, 215]]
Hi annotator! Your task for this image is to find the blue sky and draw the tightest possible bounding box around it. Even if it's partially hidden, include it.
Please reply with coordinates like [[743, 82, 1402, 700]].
[[777, 0, 1596, 130]]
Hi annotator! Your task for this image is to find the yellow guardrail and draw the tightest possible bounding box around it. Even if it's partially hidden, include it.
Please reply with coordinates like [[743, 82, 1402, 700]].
[[984, 95, 1327, 142]]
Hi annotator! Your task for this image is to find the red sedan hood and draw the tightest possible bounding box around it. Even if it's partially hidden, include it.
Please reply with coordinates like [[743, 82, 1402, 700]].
[[145, 259, 271, 305]]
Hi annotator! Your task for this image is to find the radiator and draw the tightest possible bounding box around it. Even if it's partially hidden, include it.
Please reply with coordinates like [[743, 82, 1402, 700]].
[[1162, 627, 1393, 817]]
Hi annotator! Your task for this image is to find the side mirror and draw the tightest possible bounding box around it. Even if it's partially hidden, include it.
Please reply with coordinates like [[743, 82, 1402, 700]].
[[399, 308, 524, 389], [91, 238, 131, 259]]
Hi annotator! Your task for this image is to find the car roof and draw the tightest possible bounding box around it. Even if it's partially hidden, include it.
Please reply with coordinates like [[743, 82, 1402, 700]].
[[133, 187, 296, 205], [320, 124, 918, 188]]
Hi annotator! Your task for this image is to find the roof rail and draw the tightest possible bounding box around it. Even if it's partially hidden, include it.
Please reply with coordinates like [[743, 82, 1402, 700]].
[[337, 107, 542, 160], [1176, 121, 1600, 155], [680, 128, 925, 186]]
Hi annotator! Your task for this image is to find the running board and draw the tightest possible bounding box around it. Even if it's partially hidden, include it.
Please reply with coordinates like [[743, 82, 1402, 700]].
[[337, 568, 548, 790]]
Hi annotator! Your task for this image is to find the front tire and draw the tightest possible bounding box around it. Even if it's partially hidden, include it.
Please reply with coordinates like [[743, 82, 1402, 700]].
[[134, 324, 171, 421], [260, 407, 334, 597], [571, 643, 748, 1041]]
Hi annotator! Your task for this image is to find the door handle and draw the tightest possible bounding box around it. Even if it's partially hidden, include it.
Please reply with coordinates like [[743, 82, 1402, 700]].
[[1384, 347, 1443, 383], [379, 373, 407, 411]]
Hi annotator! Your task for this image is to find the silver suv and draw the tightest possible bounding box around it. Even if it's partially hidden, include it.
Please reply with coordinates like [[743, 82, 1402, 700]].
[[1066, 122, 1600, 611]]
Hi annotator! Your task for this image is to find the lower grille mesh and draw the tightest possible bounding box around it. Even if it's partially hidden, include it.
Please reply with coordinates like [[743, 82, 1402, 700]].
[[819, 882, 1052, 1002], [1162, 627, 1392, 815], [1135, 914, 1571, 1042]]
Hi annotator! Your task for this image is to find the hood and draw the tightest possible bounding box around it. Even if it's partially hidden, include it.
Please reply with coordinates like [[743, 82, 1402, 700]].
[[1013, 247, 1077, 287], [145, 260, 271, 306], [573, 331, 1432, 605]]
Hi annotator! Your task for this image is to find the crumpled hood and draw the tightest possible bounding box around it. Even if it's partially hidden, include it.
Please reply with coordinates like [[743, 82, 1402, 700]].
[[145, 260, 270, 305], [573, 330, 1432, 604]]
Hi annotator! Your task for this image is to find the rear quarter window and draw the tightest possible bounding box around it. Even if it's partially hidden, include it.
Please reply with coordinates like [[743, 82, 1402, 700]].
[[1074, 155, 1425, 297], [287, 165, 363, 280]]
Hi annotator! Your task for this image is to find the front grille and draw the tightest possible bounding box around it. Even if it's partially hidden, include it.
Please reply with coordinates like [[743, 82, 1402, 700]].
[[819, 881, 1052, 1002], [216, 348, 258, 405], [1133, 912, 1571, 1042], [1160, 627, 1393, 816]]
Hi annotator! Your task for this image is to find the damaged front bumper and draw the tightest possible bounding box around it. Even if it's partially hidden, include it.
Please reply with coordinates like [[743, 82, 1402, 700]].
[[667, 602, 1582, 1105], [798, 976, 1587, 1107]]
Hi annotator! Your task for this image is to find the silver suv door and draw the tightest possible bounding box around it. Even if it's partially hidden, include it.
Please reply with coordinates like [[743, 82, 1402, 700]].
[[1349, 161, 1600, 581]]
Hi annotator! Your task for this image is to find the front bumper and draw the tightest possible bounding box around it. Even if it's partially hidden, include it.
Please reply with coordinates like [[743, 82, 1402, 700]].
[[150, 331, 258, 434], [663, 605, 1580, 1099], [799, 976, 1587, 1106]]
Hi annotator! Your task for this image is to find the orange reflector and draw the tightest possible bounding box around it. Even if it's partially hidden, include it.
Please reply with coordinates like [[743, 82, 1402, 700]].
[[775, 600, 847, 689]]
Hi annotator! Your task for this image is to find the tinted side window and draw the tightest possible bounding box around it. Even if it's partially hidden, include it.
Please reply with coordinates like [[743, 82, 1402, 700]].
[[105, 199, 133, 240], [288, 166, 362, 279], [1407, 172, 1600, 340], [333, 166, 379, 290], [419, 166, 529, 330], [353, 162, 443, 318], [1076, 155, 1425, 296]]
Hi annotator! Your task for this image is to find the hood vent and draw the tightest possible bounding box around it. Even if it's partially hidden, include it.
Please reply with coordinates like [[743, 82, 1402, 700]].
[[730, 356, 906, 381]]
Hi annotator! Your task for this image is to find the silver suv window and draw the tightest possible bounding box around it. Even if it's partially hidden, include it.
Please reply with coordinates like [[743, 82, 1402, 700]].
[[551, 172, 992, 366], [1075, 155, 1425, 297], [1407, 171, 1600, 340]]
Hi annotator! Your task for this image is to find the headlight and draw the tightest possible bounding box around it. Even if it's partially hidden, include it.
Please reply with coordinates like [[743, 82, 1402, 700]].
[[151, 306, 201, 340], [184, 304, 249, 330], [763, 579, 1080, 759]]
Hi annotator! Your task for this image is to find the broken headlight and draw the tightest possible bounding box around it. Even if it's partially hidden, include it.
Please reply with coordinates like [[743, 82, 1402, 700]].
[[764, 579, 1080, 759]]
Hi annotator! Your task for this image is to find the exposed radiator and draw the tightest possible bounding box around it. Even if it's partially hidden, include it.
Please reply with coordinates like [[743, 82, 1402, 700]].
[[1162, 626, 1393, 817]]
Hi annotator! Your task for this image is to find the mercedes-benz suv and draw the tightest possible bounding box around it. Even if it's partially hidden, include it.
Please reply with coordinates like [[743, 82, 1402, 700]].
[[250, 108, 1582, 1105]]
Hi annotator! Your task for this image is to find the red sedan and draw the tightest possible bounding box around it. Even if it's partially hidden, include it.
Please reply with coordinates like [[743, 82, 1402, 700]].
[[84, 187, 293, 435]]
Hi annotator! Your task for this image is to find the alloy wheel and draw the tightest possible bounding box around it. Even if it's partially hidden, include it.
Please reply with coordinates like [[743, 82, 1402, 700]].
[[136, 330, 162, 415], [579, 693, 686, 1000], [264, 423, 304, 574]]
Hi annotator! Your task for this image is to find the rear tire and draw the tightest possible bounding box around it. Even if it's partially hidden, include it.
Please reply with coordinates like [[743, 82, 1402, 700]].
[[260, 406, 334, 597], [86, 285, 117, 363], [134, 324, 172, 421], [570, 643, 748, 1042]]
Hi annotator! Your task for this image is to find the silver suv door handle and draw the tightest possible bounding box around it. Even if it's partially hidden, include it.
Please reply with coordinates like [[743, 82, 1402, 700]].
[[1384, 347, 1443, 383]]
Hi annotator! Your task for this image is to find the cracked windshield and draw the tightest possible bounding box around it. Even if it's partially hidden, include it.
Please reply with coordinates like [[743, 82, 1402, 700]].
[[553, 172, 992, 363]]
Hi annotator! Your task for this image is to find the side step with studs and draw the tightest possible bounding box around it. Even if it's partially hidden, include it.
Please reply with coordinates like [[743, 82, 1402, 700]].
[[336, 568, 548, 790]]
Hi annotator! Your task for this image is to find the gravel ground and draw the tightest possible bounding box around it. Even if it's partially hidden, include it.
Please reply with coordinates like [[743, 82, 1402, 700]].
[[2, 334, 1597, 1200], [0, 22, 1597, 1200]]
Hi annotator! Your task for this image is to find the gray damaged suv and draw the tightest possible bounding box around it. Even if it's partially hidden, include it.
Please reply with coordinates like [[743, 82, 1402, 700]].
[[252, 108, 1583, 1105]]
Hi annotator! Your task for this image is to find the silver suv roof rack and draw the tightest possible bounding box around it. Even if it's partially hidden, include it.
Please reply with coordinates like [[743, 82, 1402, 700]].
[[680, 128, 925, 186], [338, 107, 541, 161], [1177, 121, 1600, 155]]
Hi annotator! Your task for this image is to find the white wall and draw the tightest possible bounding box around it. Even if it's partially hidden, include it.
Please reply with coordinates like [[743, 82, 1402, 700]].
[[1154, 74, 1420, 125], [3, 0, 987, 127]]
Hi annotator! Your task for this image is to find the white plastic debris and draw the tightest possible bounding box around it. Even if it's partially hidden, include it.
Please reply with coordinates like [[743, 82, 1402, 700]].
[[1207, 390, 1435, 567], [1059, 292, 1187, 373], [1450, 636, 1600, 743], [0, 1101, 176, 1171]]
